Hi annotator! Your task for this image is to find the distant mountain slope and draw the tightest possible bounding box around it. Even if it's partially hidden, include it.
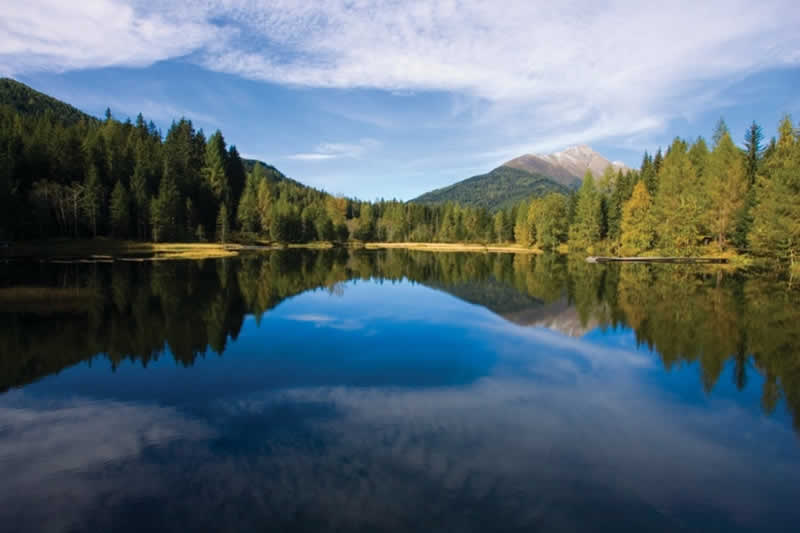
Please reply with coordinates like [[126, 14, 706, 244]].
[[412, 166, 569, 211], [0, 77, 305, 190], [412, 145, 627, 210], [0, 77, 96, 124]]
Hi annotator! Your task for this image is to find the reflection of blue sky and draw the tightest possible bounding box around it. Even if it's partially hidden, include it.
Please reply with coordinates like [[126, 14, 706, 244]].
[[4, 280, 800, 531]]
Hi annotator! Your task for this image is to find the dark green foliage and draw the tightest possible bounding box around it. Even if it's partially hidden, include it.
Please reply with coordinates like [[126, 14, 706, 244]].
[[0, 78, 95, 125], [412, 166, 569, 211], [0, 79, 798, 264], [110, 180, 130, 238]]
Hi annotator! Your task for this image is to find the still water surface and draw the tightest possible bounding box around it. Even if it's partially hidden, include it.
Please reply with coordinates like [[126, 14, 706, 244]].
[[1, 249, 800, 532]]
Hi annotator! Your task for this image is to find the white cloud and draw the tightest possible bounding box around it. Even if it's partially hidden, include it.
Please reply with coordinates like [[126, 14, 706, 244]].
[[287, 138, 380, 161], [2, 1, 799, 161], [0, 0, 217, 74]]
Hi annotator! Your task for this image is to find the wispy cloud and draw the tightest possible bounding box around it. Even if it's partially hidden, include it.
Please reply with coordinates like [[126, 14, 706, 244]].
[[0, 1, 216, 75], [287, 138, 380, 161], [2, 1, 799, 177]]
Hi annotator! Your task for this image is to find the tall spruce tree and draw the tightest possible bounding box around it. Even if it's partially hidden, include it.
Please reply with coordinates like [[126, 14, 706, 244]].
[[652, 138, 704, 255], [110, 179, 130, 238], [620, 181, 655, 255], [749, 116, 800, 265], [705, 131, 748, 250], [568, 171, 603, 249]]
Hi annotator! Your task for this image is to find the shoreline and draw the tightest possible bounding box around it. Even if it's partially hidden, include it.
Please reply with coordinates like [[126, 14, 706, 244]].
[[0, 239, 756, 267]]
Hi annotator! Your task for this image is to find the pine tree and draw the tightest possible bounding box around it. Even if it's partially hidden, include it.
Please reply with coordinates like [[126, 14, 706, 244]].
[[237, 171, 260, 233], [688, 137, 710, 178], [620, 181, 655, 255], [744, 121, 764, 186], [82, 164, 104, 237], [130, 158, 149, 239], [203, 131, 228, 203], [652, 138, 704, 255], [532, 194, 568, 251], [226, 146, 246, 220], [607, 169, 635, 241], [705, 131, 748, 250], [513, 199, 532, 245], [712, 118, 730, 147], [493, 210, 513, 242], [643, 150, 660, 196], [110, 179, 130, 238], [216, 203, 229, 243], [749, 116, 800, 265], [568, 171, 603, 249], [150, 168, 180, 242]]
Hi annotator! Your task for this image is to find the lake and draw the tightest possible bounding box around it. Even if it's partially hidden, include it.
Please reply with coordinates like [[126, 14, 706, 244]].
[[1, 249, 799, 532]]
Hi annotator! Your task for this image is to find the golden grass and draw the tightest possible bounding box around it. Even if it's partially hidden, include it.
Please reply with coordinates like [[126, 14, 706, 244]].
[[3, 239, 242, 261], [361, 242, 543, 254]]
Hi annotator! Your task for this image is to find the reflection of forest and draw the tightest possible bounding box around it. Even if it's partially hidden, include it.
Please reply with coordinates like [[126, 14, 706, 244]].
[[1, 249, 799, 429]]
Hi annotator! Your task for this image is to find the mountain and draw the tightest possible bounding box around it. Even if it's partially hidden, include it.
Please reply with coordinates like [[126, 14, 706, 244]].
[[412, 166, 570, 211], [505, 145, 627, 188], [413, 145, 627, 211], [0, 78, 95, 125]]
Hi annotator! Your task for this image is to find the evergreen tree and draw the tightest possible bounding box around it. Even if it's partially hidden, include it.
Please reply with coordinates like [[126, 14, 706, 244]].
[[620, 181, 655, 255], [82, 164, 104, 237], [688, 137, 710, 178], [749, 116, 800, 265], [513, 199, 532, 245], [237, 171, 260, 233], [652, 138, 704, 255], [150, 167, 180, 242], [256, 177, 273, 238], [130, 158, 149, 239], [642, 150, 660, 196], [705, 131, 748, 250], [216, 203, 229, 244], [493, 210, 513, 242], [744, 121, 764, 186], [568, 171, 603, 249], [532, 194, 568, 250], [226, 146, 246, 220], [712, 118, 730, 146], [110, 179, 130, 238], [203, 131, 229, 203]]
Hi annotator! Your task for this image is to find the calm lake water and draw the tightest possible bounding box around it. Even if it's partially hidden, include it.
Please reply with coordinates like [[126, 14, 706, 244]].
[[1, 249, 800, 532]]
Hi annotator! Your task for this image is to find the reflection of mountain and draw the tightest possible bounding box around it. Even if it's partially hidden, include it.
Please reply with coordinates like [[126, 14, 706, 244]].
[[427, 280, 596, 337], [501, 297, 598, 337]]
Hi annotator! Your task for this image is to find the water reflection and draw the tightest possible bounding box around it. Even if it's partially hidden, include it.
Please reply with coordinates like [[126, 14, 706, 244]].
[[1, 250, 800, 532], [2, 250, 799, 428]]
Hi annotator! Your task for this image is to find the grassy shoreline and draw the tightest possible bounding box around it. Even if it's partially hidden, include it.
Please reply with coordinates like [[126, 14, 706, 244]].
[[2, 239, 243, 261], [359, 242, 543, 254], [0, 238, 761, 268]]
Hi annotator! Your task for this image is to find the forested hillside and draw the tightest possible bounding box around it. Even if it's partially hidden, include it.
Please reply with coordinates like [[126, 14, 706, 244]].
[[412, 166, 569, 210], [0, 78, 94, 125], [1, 79, 799, 269]]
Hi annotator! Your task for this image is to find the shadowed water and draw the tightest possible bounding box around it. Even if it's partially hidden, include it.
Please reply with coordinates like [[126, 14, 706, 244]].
[[1, 249, 799, 532]]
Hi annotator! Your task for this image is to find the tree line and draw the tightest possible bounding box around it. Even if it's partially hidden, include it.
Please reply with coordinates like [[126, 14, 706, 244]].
[[1, 103, 798, 265]]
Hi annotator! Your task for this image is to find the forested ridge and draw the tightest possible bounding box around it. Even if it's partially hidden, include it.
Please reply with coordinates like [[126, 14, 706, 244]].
[[1, 79, 799, 268], [412, 165, 570, 210]]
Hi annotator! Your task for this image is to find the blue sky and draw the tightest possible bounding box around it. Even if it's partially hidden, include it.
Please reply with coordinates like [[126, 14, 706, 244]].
[[2, 1, 799, 200]]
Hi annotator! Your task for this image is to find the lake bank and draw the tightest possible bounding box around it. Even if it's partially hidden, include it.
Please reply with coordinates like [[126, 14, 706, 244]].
[[359, 242, 543, 254], [0, 239, 761, 270], [1, 239, 244, 261], [2, 239, 545, 260]]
